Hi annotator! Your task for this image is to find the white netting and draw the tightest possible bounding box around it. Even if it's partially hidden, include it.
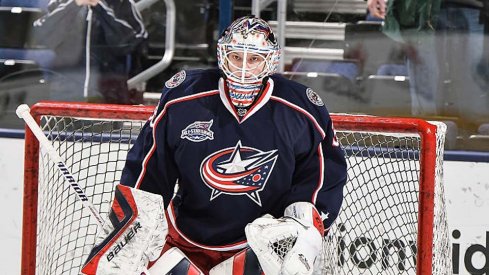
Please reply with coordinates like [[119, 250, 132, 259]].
[[35, 117, 143, 275], [431, 122, 451, 274], [29, 113, 450, 275], [320, 122, 450, 274]]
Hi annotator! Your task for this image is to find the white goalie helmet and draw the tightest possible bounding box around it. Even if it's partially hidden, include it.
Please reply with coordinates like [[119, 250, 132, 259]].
[[217, 16, 281, 85]]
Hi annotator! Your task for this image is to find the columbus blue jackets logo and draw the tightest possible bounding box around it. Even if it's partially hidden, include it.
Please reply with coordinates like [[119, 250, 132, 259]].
[[165, 70, 186, 88], [181, 120, 214, 142], [306, 88, 324, 106], [200, 141, 278, 206]]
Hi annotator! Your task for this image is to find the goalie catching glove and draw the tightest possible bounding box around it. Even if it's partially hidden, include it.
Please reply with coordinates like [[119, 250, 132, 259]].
[[245, 202, 324, 275], [82, 184, 167, 275]]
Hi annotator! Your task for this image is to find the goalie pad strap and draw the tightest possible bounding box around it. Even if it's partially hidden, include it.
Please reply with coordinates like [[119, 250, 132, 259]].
[[148, 247, 204, 275], [234, 248, 262, 275], [209, 247, 263, 275]]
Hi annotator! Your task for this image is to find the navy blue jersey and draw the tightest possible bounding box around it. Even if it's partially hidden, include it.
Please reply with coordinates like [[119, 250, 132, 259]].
[[121, 69, 347, 251]]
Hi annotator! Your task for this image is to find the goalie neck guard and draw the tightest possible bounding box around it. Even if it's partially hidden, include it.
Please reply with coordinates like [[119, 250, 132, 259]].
[[217, 16, 281, 108]]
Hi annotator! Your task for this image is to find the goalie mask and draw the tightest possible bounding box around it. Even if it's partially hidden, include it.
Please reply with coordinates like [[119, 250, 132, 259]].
[[217, 16, 281, 108]]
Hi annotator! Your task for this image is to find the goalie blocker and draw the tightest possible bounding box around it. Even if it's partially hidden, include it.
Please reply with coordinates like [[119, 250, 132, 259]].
[[82, 185, 167, 275]]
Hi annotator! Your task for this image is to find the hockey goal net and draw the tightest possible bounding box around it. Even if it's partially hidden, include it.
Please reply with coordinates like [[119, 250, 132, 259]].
[[21, 102, 451, 275]]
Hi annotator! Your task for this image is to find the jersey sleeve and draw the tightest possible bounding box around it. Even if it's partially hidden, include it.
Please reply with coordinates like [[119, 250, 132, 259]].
[[283, 99, 347, 232], [314, 114, 347, 231], [120, 88, 178, 207]]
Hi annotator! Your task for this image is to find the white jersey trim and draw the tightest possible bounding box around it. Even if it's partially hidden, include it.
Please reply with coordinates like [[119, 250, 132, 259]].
[[312, 144, 325, 204]]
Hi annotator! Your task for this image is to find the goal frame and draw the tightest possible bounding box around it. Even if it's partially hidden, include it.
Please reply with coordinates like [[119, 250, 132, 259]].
[[21, 101, 440, 275]]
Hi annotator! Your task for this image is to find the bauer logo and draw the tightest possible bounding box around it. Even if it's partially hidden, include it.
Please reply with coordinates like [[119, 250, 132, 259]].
[[181, 120, 214, 142], [106, 222, 142, 262]]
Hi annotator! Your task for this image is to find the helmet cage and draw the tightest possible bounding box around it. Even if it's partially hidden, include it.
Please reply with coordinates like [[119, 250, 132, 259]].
[[217, 17, 281, 85]]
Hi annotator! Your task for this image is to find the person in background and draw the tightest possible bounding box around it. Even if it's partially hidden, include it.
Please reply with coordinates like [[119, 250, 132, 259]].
[[368, 0, 489, 119], [368, 0, 441, 115], [33, 0, 147, 104]]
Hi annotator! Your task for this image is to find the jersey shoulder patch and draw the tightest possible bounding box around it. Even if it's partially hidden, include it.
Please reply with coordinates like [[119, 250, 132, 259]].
[[306, 88, 324, 106], [165, 70, 186, 89]]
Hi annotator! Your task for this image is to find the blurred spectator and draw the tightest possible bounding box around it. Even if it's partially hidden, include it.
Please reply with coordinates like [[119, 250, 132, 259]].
[[366, 0, 385, 22], [0, 0, 49, 9], [368, 0, 441, 115], [33, 0, 148, 104], [436, 0, 489, 120], [368, 0, 489, 118]]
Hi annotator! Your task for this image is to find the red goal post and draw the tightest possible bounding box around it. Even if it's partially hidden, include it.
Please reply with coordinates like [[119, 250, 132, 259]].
[[20, 102, 451, 275]]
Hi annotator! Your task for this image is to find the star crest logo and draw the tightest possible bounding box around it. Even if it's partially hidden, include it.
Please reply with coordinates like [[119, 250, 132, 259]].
[[200, 141, 278, 206]]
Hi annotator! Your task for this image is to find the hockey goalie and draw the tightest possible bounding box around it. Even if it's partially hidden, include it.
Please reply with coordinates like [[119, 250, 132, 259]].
[[82, 15, 347, 274]]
